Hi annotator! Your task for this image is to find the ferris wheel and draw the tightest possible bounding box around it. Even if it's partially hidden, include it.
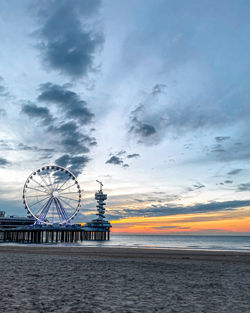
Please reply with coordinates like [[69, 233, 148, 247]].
[[23, 165, 81, 225]]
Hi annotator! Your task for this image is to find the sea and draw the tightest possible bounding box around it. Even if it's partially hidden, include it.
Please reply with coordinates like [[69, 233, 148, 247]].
[[2, 234, 250, 252], [78, 234, 250, 252]]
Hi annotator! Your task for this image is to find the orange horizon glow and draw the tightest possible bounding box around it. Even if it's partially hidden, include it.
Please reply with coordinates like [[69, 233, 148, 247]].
[[109, 207, 250, 234]]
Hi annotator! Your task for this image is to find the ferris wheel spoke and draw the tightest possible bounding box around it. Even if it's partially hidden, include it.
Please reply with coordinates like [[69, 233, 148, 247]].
[[46, 171, 54, 190], [54, 198, 69, 222], [57, 176, 73, 192], [35, 197, 52, 216], [59, 195, 80, 202], [29, 195, 51, 208], [59, 197, 78, 213], [57, 199, 69, 221], [37, 198, 53, 221], [31, 177, 51, 193], [59, 191, 81, 195], [25, 186, 50, 194], [38, 173, 52, 192], [59, 182, 77, 192], [51, 199, 56, 224], [53, 198, 64, 223], [25, 194, 50, 199]]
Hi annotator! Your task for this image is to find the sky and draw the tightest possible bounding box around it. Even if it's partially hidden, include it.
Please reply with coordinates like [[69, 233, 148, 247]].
[[0, 0, 250, 234]]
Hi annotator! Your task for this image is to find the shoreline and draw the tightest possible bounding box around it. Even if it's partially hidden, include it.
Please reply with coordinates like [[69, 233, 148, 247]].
[[0, 245, 250, 263]]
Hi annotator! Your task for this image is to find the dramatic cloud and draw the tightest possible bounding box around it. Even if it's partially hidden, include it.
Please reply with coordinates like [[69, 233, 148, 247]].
[[211, 144, 225, 153], [107, 200, 250, 220], [193, 183, 205, 189], [132, 123, 156, 138], [0, 157, 9, 166], [238, 183, 250, 191], [129, 75, 250, 146], [55, 154, 89, 176], [34, 0, 103, 78], [21, 102, 53, 124], [117, 150, 126, 156], [215, 136, 231, 143], [38, 83, 94, 123], [151, 84, 167, 96], [1, 0, 250, 232], [228, 169, 243, 175], [106, 156, 123, 165], [224, 180, 233, 184], [105, 152, 133, 167], [49, 121, 96, 154], [0, 140, 12, 151], [21, 83, 96, 176], [18, 143, 54, 153], [127, 153, 140, 159]]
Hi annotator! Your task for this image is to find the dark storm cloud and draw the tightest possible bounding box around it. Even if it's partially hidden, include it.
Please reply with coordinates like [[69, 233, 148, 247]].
[[21, 102, 53, 124], [106, 156, 123, 165], [129, 119, 156, 139], [38, 83, 94, 124], [0, 157, 9, 166], [55, 153, 89, 176], [228, 169, 243, 175], [237, 183, 250, 191], [127, 153, 140, 159], [34, 0, 103, 78], [128, 86, 165, 144], [107, 199, 250, 220], [51, 121, 96, 154], [215, 136, 231, 142], [22, 84, 96, 175], [106, 151, 140, 166]]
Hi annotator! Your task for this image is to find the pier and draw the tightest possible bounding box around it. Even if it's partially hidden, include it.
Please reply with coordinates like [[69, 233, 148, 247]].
[[0, 226, 110, 244], [0, 167, 112, 243]]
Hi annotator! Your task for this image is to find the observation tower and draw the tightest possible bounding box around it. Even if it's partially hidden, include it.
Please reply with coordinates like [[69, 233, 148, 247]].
[[83, 181, 112, 239], [95, 180, 107, 221]]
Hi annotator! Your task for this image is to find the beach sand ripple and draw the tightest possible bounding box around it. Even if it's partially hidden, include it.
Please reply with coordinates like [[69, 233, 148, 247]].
[[0, 246, 249, 313]]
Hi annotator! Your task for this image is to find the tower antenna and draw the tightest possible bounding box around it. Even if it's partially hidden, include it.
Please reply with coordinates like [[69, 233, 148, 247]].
[[96, 180, 103, 191]]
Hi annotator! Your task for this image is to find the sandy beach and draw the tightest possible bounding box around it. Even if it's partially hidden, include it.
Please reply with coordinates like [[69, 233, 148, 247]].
[[0, 246, 249, 313]]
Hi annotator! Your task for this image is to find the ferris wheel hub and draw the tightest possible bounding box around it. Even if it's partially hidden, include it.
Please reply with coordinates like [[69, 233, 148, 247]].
[[52, 191, 59, 198]]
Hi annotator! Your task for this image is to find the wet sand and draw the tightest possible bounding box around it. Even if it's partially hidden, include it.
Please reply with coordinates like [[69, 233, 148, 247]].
[[0, 246, 250, 312]]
